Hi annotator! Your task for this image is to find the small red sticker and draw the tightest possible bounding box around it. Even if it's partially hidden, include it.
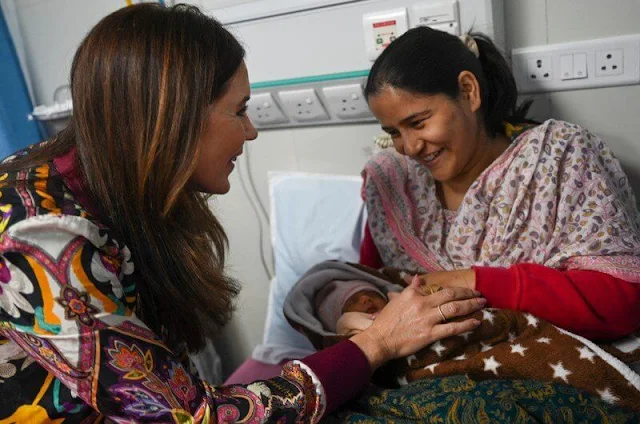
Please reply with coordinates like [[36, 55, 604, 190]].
[[373, 20, 396, 28]]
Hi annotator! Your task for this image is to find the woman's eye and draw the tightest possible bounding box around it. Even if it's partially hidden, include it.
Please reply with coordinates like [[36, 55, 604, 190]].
[[411, 119, 425, 128], [237, 106, 248, 117]]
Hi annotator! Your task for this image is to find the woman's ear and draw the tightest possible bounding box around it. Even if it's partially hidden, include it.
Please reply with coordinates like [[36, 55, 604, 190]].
[[457, 70, 482, 113]]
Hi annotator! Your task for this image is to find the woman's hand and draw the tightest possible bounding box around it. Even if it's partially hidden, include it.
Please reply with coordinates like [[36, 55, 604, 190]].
[[404, 268, 477, 290], [350, 276, 485, 370]]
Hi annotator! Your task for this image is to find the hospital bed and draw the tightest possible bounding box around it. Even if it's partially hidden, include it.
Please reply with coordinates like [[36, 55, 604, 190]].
[[221, 172, 640, 422], [225, 172, 365, 384]]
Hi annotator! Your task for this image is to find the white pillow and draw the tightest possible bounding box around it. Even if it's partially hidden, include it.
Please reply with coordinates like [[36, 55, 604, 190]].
[[252, 172, 366, 364]]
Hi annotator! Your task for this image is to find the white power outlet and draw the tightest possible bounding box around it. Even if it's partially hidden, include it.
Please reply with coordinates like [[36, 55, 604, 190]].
[[527, 56, 552, 81], [278, 88, 330, 123], [322, 84, 373, 119], [246, 92, 288, 126], [595, 49, 623, 77], [512, 34, 640, 93]]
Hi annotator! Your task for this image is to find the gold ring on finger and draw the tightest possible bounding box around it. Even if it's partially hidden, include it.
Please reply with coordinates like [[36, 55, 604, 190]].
[[437, 304, 447, 323], [427, 284, 442, 295]]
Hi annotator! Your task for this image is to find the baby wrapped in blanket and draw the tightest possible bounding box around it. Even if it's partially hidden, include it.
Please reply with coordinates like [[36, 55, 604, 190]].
[[315, 279, 388, 337], [284, 260, 640, 411]]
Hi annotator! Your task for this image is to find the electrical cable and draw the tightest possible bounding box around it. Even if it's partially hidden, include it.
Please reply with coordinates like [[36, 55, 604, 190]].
[[236, 145, 274, 280], [244, 144, 269, 222]]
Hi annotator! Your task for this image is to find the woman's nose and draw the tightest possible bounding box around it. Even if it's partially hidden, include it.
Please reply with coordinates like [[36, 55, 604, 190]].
[[245, 118, 258, 141], [402, 134, 425, 158]]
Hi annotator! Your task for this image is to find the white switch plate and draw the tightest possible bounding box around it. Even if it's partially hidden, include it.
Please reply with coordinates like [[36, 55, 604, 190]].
[[246, 92, 288, 126], [363, 8, 409, 61], [322, 84, 373, 120], [277, 88, 330, 123], [559, 54, 573, 80], [573, 53, 587, 79], [512, 34, 640, 93]]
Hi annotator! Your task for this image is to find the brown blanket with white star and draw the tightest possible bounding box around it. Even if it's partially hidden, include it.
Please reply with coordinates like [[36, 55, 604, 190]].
[[379, 306, 640, 411], [284, 261, 640, 411]]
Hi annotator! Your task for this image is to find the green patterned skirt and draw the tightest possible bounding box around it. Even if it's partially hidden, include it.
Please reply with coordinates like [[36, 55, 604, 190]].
[[324, 376, 639, 423]]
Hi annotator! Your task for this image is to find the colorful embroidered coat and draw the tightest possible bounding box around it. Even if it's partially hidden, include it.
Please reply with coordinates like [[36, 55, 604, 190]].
[[0, 155, 325, 423]]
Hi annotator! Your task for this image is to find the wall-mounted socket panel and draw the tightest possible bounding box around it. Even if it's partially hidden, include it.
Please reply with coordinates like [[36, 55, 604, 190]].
[[322, 84, 373, 119], [248, 76, 378, 130], [512, 34, 640, 94], [278, 88, 330, 123], [246, 92, 288, 126]]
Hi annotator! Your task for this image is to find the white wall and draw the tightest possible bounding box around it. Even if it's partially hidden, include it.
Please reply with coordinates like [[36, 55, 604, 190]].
[[4, 0, 640, 375], [1, 0, 124, 106]]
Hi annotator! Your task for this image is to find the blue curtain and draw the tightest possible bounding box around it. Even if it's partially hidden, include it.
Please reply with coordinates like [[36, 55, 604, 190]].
[[0, 8, 43, 159]]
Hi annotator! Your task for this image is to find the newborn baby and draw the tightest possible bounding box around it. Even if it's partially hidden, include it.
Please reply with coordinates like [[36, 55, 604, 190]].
[[315, 280, 388, 336]]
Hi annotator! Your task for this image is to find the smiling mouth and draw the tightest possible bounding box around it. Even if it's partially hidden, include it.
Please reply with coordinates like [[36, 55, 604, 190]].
[[422, 148, 444, 163]]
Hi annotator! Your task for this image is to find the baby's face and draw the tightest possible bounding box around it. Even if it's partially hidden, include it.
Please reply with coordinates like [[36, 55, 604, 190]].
[[343, 290, 388, 315]]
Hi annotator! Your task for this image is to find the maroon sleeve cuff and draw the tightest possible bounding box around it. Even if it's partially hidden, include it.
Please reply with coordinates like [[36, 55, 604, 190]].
[[473, 266, 520, 309], [300, 339, 371, 414]]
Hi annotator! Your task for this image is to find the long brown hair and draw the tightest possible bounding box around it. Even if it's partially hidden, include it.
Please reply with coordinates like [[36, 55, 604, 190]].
[[1, 4, 244, 351]]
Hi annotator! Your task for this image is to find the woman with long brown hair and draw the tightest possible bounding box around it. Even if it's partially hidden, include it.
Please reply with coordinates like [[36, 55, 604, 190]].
[[0, 4, 485, 422]]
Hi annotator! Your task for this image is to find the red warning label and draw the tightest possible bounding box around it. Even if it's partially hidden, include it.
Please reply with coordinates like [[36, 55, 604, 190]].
[[373, 20, 396, 28]]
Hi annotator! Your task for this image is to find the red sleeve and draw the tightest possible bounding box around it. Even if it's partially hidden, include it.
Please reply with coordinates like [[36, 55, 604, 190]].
[[300, 340, 371, 414], [474, 263, 640, 340], [360, 221, 384, 269]]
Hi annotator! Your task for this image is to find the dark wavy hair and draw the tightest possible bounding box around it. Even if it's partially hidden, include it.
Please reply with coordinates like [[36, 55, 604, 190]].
[[0, 4, 244, 351], [365, 27, 531, 137]]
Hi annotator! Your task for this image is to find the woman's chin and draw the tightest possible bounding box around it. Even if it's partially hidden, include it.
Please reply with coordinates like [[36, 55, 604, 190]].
[[191, 179, 231, 195]]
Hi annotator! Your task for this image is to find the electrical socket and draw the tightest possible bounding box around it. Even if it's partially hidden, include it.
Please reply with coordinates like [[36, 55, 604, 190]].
[[596, 49, 623, 77], [246, 92, 288, 126], [278, 88, 330, 123], [512, 34, 640, 93], [321, 84, 373, 119], [527, 56, 552, 81]]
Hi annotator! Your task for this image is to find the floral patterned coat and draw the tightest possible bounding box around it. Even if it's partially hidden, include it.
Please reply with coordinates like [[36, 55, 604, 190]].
[[0, 152, 326, 423]]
